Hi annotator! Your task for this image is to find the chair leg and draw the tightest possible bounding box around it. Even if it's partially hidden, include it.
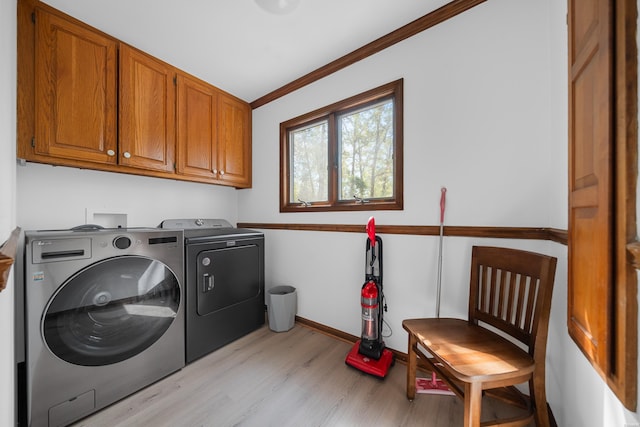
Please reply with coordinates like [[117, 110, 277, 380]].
[[406, 333, 417, 400], [463, 382, 482, 427], [529, 377, 550, 427]]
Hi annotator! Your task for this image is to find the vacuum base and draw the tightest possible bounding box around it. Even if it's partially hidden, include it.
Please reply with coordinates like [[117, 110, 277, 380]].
[[358, 338, 384, 360], [345, 340, 394, 378]]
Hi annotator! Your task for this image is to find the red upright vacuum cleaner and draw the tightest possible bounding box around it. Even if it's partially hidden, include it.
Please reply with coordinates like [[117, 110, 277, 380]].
[[345, 217, 394, 378]]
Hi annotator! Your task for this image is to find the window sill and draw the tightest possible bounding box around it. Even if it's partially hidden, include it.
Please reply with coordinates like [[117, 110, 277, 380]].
[[280, 200, 403, 213]]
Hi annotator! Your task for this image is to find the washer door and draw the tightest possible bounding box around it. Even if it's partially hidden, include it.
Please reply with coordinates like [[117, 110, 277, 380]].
[[43, 256, 180, 366]]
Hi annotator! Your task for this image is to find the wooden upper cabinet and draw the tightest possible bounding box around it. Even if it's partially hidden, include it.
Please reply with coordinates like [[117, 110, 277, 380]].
[[218, 94, 251, 188], [119, 44, 176, 173], [176, 73, 218, 180], [21, 1, 251, 187], [177, 73, 251, 187], [34, 7, 118, 164]]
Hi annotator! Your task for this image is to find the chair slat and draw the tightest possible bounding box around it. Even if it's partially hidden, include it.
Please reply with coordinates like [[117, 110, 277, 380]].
[[488, 268, 499, 316], [514, 273, 526, 331], [497, 269, 508, 320], [506, 271, 517, 326], [523, 278, 539, 334], [479, 265, 490, 313]]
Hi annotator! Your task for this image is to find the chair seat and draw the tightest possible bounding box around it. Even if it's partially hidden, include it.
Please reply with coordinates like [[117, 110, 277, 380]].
[[403, 318, 535, 384]]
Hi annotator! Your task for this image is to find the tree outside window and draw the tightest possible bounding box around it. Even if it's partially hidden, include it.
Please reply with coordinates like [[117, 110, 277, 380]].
[[280, 79, 403, 212]]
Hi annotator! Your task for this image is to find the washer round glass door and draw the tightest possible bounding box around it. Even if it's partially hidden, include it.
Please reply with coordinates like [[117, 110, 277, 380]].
[[43, 256, 181, 366]]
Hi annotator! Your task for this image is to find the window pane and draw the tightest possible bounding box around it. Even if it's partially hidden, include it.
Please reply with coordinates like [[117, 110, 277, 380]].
[[339, 100, 394, 200], [290, 121, 328, 203]]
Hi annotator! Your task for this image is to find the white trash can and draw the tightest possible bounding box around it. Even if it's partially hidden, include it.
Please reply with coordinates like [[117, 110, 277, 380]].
[[267, 286, 297, 332]]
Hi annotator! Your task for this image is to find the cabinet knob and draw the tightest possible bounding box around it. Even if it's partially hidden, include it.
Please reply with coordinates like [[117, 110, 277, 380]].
[[107, 149, 115, 156], [220, 170, 225, 176], [213, 169, 218, 174], [123, 152, 131, 159]]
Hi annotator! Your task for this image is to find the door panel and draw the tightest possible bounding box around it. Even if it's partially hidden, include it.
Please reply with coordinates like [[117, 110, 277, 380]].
[[119, 44, 176, 172], [196, 245, 261, 316], [176, 74, 218, 179], [568, 0, 613, 371], [35, 8, 117, 164], [218, 94, 251, 187]]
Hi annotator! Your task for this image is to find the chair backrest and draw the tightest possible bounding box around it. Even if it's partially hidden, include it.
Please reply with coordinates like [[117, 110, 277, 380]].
[[468, 246, 557, 360]]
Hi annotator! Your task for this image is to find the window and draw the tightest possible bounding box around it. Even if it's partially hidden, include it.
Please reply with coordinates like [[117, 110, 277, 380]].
[[280, 79, 403, 212]]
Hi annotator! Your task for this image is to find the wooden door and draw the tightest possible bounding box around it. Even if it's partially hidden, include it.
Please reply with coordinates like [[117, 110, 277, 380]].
[[119, 44, 176, 172], [218, 94, 251, 187], [35, 8, 117, 164], [176, 73, 218, 180], [567, 0, 613, 373]]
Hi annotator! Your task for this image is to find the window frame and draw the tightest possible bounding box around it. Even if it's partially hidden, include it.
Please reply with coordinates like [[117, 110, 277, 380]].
[[279, 79, 403, 212]]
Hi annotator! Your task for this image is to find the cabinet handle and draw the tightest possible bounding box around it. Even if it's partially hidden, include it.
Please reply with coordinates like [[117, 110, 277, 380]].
[[220, 170, 225, 176], [213, 169, 218, 174], [123, 152, 131, 159], [107, 149, 115, 156]]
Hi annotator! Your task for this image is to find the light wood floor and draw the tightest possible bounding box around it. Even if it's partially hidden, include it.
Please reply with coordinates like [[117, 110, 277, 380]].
[[72, 324, 528, 427]]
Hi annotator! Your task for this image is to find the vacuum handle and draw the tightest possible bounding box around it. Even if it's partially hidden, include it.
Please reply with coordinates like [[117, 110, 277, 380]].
[[366, 236, 383, 284], [439, 187, 447, 224], [366, 216, 376, 246]]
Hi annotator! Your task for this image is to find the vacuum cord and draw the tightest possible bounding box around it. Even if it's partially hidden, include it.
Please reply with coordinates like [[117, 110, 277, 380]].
[[382, 318, 393, 338], [381, 294, 392, 338]]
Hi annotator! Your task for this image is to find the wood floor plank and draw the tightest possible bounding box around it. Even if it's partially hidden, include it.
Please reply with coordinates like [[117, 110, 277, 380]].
[[72, 324, 528, 427]]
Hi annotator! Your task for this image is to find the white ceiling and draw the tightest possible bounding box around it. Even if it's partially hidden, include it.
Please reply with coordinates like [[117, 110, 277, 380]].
[[41, 0, 451, 103]]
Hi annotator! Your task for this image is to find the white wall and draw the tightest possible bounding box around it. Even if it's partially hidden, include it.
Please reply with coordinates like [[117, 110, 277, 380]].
[[1, 0, 17, 425], [242, 0, 558, 343], [240, 0, 640, 426], [16, 163, 239, 231], [244, 1, 555, 229]]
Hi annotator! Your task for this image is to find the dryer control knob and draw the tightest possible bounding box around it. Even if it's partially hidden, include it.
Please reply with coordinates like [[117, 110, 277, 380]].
[[114, 236, 131, 249]]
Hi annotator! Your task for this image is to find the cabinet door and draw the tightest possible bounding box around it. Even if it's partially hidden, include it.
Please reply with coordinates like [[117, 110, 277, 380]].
[[119, 44, 176, 172], [218, 94, 251, 187], [35, 8, 117, 164], [568, 0, 613, 375], [176, 73, 218, 180]]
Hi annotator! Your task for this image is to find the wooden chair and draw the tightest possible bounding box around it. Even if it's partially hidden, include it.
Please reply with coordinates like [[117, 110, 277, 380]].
[[403, 246, 557, 427]]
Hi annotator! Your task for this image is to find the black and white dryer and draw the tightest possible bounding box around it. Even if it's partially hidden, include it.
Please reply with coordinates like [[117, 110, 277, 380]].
[[160, 219, 265, 364]]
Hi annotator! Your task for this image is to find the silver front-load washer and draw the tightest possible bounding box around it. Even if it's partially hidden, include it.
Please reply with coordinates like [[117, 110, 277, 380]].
[[23, 227, 185, 427]]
